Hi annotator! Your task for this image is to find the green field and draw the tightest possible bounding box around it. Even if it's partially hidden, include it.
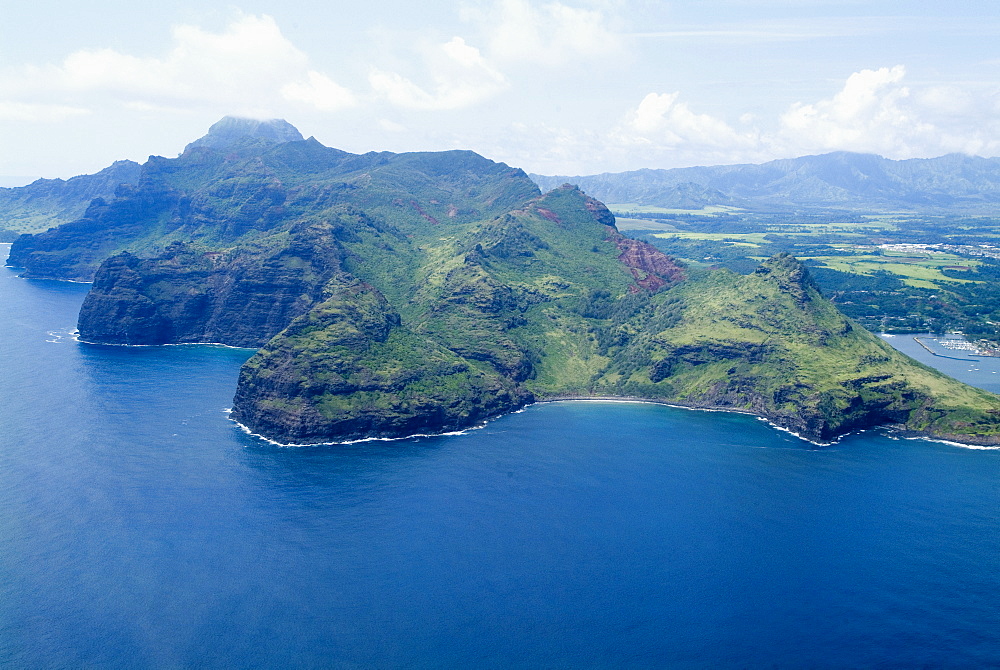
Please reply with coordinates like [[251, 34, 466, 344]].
[[652, 231, 767, 246], [614, 217, 681, 232], [771, 221, 899, 234], [608, 204, 743, 216], [802, 252, 980, 289], [635, 208, 1000, 342]]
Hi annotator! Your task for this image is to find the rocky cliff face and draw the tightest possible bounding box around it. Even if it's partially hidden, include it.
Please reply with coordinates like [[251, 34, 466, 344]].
[[78, 217, 350, 346], [613, 236, 685, 291], [230, 278, 532, 443]]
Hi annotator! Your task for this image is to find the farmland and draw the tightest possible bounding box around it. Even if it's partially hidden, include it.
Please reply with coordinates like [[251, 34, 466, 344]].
[[621, 206, 1000, 344]]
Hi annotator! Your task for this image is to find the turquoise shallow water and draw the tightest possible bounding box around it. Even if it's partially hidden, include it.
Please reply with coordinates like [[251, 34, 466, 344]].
[[3, 248, 1000, 667]]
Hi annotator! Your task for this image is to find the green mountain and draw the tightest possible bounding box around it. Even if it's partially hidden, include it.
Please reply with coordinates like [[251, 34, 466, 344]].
[[0, 159, 141, 239], [9, 118, 1000, 445], [532, 152, 1000, 212]]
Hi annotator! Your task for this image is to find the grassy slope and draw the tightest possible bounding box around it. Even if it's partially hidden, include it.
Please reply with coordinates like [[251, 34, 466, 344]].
[[585, 255, 1000, 443], [240, 184, 1000, 444], [239, 186, 641, 441]]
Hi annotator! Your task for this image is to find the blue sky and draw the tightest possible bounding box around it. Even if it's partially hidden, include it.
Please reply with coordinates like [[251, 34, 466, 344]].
[[2, 1, 999, 181]]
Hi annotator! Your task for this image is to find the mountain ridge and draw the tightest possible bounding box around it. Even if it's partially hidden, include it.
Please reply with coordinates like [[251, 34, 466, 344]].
[[531, 151, 1000, 211], [0, 159, 141, 239]]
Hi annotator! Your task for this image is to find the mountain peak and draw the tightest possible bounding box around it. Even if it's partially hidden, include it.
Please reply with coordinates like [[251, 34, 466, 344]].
[[185, 116, 304, 151]]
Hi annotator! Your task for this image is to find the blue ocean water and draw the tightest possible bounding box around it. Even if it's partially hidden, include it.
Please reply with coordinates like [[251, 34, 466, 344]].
[[3, 246, 1000, 668]]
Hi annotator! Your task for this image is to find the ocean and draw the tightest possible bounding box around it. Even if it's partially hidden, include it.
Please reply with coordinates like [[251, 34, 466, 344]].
[[3, 245, 1000, 668]]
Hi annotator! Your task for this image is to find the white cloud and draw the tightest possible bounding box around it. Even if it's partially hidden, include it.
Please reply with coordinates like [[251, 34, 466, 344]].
[[467, 0, 622, 65], [378, 119, 407, 132], [594, 66, 1000, 172], [3, 14, 355, 115], [281, 71, 356, 112], [778, 66, 1000, 158], [0, 101, 90, 122], [603, 91, 763, 168], [779, 66, 927, 155], [627, 92, 754, 148], [370, 37, 507, 110]]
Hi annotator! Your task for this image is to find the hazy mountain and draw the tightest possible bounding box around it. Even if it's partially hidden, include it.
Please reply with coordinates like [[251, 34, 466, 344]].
[[532, 152, 1000, 211], [184, 116, 305, 151], [0, 160, 141, 238], [0, 117, 306, 242]]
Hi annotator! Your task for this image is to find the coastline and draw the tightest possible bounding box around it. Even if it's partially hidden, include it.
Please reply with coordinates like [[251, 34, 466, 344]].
[[232, 394, 994, 451], [80, 339, 258, 351], [538, 396, 1000, 449], [912, 335, 977, 361], [536, 395, 842, 447], [10, 250, 994, 452], [228, 410, 495, 448], [2, 244, 95, 284], [42, 324, 258, 351]]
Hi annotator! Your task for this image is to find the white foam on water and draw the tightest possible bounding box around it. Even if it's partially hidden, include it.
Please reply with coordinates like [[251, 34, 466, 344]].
[[226, 396, 998, 452], [77, 338, 255, 350], [903, 435, 1000, 450], [227, 409, 488, 447], [45, 327, 80, 344]]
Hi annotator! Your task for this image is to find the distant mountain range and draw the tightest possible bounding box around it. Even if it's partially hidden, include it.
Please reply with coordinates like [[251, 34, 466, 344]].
[[532, 152, 1000, 212], [0, 118, 305, 241], [7, 146, 1000, 243]]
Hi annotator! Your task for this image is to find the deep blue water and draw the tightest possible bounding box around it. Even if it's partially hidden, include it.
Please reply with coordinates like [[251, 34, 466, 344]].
[[3, 247, 1000, 668]]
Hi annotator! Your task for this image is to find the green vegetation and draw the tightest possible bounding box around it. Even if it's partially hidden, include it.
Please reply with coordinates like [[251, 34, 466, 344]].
[[613, 217, 682, 232], [637, 210, 1000, 342], [0, 160, 140, 240], [232, 280, 529, 443], [653, 231, 770, 246], [584, 255, 1000, 443], [609, 204, 743, 216], [802, 253, 980, 289], [12, 119, 1000, 445]]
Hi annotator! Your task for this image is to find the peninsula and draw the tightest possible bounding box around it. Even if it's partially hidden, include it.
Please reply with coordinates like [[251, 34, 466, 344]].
[[8, 118, 1000, 445]]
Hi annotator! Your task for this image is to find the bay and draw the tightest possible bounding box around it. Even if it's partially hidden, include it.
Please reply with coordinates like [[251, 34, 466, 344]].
[[2, 245, 1000, 668], [880, 332, 1000, 395]]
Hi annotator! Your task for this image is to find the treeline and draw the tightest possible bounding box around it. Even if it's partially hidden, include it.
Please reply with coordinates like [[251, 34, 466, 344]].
[[809, 264, 1000, 339]]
